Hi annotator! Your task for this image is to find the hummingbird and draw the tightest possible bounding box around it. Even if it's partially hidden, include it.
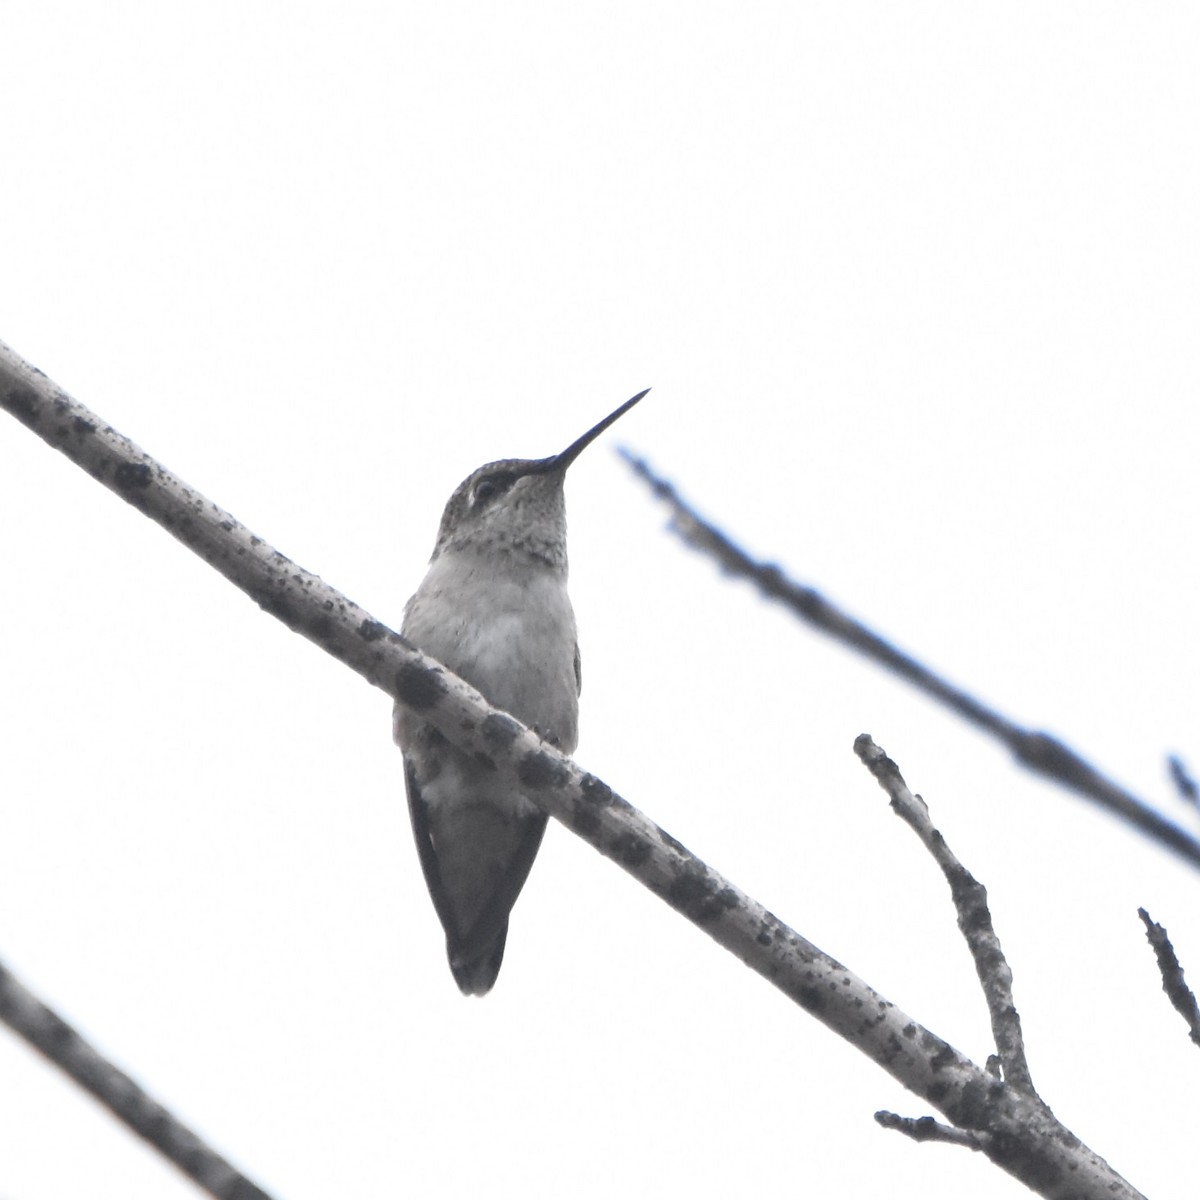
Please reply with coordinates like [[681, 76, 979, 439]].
[[394, 389, 648, 995]]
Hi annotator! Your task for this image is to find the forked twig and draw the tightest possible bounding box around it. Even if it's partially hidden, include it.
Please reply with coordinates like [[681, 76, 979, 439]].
[[855, 735, 1034, 1094]]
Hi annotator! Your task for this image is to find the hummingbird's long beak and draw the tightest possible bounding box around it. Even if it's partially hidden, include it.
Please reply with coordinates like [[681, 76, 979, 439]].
[[542, 388, 650, 474]]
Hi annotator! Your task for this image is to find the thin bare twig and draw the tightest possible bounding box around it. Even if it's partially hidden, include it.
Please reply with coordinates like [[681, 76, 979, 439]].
[[0, 339, 1145, 1199], [1168, 755, 1198, 811], [855, 735, 1035, 1094], [622, 451, 1200, 873], [1138, 908, 1200, 1048], [875, 1110, 989, 1151], [0, 958, 272, 1200]]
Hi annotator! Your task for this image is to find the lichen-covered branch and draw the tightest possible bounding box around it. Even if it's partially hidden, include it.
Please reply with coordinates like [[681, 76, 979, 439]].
[[622, 451, 1200, 873], [1, 338, 1144, 1198], [0, 958, 272, 1200]]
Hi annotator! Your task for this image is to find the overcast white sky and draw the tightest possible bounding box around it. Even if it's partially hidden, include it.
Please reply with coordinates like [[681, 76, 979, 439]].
[[2, 4, 1199, 1198]]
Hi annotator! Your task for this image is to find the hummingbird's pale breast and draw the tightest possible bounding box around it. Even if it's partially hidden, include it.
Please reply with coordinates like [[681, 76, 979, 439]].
[[399, 549, 580, 755]]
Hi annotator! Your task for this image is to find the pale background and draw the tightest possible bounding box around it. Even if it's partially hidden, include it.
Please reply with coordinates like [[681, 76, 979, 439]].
[[2, 4, 1198, 1198]]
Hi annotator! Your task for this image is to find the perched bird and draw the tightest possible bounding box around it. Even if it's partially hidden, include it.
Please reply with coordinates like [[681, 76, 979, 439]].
[[395, 390, 648, 994]]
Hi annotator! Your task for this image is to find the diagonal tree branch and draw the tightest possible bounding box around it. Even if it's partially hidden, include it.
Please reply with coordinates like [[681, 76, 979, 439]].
[[0, 957, 273, 1200], [621, 450, 1200, 873], [0, 338, 1144, 1198]]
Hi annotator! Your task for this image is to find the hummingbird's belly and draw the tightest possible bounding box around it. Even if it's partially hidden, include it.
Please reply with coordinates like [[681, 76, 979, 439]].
[[455, 615, 575, 740]]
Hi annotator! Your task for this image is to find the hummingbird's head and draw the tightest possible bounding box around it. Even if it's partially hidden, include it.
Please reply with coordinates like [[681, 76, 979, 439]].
[[427, 389, 649, 569], [431, 456, 571, 567]]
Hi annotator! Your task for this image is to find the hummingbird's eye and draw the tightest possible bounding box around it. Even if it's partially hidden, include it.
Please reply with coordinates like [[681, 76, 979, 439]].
[[471, 472, 515, 507]]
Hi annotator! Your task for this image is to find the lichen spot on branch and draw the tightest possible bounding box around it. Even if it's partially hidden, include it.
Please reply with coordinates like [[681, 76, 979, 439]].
[[517, 749, 571, 790], [668, 866, 739, 925], [114, 462, 152, 492], [394, 659, 447, 712]]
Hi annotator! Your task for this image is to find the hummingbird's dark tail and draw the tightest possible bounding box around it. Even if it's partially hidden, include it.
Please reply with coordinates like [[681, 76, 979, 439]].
[[449, 923, 508, 996], [404, 757, 548, 996]]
